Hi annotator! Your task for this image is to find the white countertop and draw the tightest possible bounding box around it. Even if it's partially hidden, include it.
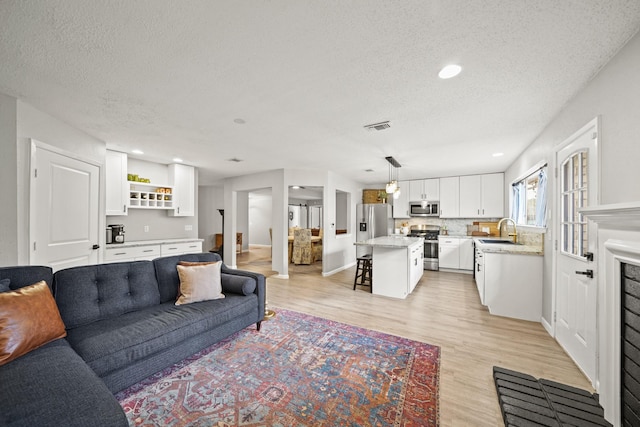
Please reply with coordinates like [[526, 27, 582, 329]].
[[473, 237, 543, 256], [354, 235, 423, 248], [105, 238, 204, 249]]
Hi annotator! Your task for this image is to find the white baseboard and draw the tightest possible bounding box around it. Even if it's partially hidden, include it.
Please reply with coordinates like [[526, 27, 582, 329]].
[[541, 316, 554, 337], [323, 261, 356, 277]]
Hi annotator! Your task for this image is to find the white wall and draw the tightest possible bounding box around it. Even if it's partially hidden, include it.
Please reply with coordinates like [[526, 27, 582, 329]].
[[505, 31, 640, 326], [249, 193, 273, 246], [13, 99, 106, 264]]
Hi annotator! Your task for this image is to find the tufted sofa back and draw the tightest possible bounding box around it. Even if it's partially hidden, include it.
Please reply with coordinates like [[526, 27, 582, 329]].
[[53, 261, 161, 329], [153, 252, 221, 303]]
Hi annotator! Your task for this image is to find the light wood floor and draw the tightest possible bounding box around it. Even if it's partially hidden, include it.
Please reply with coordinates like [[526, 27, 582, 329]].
[[236, 246, 592, 426]]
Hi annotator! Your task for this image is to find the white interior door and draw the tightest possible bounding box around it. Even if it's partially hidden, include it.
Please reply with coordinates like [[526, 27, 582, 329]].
[[555, 119, 599, 385], [31, 143, 100, 271]]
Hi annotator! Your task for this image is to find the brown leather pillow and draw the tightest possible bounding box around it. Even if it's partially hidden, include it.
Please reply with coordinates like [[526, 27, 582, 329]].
[[0, 281, 67, 366]]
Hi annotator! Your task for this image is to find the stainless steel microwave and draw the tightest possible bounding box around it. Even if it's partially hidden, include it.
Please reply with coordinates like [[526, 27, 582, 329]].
[[409, 201, 439, 217]]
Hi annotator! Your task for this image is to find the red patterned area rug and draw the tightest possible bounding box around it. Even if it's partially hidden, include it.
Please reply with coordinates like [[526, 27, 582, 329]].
[[116, 308, 440, 426]]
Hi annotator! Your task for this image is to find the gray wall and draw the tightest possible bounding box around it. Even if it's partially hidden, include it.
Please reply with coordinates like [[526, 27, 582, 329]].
[[505, 30, 640, 326], [0, 94, 18, 265]]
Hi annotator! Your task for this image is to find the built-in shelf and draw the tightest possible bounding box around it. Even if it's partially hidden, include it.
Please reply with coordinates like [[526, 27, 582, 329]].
[[128, 182, 174, 210]]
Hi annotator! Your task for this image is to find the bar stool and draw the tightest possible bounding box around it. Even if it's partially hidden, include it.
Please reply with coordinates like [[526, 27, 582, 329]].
[[354, 254, 372, 291]]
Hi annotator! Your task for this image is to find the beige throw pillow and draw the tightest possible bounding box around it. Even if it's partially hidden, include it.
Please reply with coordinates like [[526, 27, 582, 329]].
[[0, 281, 67, 366], [175, 261, 224, 305]]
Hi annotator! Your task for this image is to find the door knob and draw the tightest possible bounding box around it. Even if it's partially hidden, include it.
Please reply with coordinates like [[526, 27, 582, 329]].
[[92, 244, 100, 250], [584, 252, 594, 261], [575, 269, 593, 278]]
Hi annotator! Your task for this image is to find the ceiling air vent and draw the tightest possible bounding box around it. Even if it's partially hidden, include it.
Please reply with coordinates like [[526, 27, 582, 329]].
[[364, 121, 391, 131]]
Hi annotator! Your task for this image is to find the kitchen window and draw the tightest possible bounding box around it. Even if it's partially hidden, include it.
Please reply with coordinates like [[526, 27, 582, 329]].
[[511, 164, 547, 227]]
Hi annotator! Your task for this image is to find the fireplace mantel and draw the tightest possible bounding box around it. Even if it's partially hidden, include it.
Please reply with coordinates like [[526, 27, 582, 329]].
[[582, 201, 640, 426], [581, 202, 640, 228]]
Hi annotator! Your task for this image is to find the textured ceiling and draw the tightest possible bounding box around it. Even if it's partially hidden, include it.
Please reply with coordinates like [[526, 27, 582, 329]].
[[1, 1, 639, 186]]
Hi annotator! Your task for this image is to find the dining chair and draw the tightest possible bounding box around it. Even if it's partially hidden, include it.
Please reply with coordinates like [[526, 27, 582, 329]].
[[292, 228, 313, 265]]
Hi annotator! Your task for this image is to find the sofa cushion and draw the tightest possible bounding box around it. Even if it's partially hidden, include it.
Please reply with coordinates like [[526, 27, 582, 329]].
[[176, 261, 224, 305], [54, 261, 161, 329], [221, 273, 256, 295], [154, 252, 222, 303], [65, 293, 257, 377], [0, 339, 128, 427], [0, 281, 67, 366]]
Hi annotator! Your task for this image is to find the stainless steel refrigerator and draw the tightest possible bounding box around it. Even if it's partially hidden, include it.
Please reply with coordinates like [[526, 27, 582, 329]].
[[356, 203, 393, 257]]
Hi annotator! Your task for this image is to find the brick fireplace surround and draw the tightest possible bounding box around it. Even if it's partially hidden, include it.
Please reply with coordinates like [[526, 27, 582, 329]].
[[582, 202, 640, 426]]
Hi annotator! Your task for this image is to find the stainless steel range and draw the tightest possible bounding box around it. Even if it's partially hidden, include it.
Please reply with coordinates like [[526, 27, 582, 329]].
[[408, 225, 440, 270]]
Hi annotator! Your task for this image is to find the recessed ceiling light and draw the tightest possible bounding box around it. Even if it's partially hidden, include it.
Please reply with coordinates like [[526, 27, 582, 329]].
[[227, 158, 243, 163], [492, 152, 504, 157], [365, 169, 374, 172], [132, 149, 144, 155], [173, 157, 183, 163], [438, 64, 462, 79], [234, 118, 246, 124]]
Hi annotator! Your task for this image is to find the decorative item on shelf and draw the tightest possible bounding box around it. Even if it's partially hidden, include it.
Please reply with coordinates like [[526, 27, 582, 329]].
[[130, 193, 138, 199], [141, 193, 147, 199], [385, 156, 402, 200], [377, 190, 387, 204], [400, 221, 409, 235]]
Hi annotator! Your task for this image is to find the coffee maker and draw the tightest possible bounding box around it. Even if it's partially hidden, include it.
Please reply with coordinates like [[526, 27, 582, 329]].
[[108, 224, 125, 244]]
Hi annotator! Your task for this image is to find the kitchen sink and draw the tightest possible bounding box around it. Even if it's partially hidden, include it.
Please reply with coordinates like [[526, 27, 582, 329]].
[[478, 239, 517, 245]]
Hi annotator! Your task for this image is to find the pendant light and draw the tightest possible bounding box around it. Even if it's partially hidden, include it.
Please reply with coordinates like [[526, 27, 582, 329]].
[[385, 156, 401, 198]]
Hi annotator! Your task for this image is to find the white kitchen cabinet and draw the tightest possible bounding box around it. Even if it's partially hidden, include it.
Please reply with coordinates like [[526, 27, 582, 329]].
[[160, 241, 202, 256], [104, 244, 161, 263], [370, 240, 423, 299], [459, 237, 474, 270], [481, 173, 505, 217], [482, 251, 542, 322], [438, 236, 460, 269], [459, 173, 504, 218], [409, 242, 424, 293], [439, 177, 459, 218], [105, 150, 128, 216], [409, 179, 439, 201], [392, 180, 411, 218], [475, 247, 485, 304], [168, 164, 195, 217]]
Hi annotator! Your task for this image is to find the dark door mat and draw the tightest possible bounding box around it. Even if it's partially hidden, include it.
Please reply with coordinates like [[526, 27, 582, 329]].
[[493, 366, 612, 427]]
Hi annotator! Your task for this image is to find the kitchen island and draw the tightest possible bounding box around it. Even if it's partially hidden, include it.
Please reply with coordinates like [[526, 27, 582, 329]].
[[354, 236, 424, 299]]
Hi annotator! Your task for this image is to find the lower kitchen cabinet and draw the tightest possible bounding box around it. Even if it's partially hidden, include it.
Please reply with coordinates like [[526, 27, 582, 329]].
[[438, 236, 473, 271], [105, 240, 203, 263], [480, 251, 542, 322], [105, 244, 161, 263], [160, 241, 203, 256], [438, 237, 460, 269]]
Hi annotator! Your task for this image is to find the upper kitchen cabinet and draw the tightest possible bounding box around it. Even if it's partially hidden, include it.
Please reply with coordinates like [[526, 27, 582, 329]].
[[168, 163, 195, 217], [439, 177, 459, 218], [105, 150, 128, 216], [392, 180, 411, 218], [409, 179, 439, 201], [459, 173, 504, 218]]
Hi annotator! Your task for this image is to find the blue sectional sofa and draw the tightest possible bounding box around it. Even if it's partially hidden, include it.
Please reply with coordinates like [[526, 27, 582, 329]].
[[0, 253, 266, 427]]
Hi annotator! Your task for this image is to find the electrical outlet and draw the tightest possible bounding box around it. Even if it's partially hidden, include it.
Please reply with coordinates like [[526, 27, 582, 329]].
[[144, 225, 149, 232], [185, 225, 193, 231]]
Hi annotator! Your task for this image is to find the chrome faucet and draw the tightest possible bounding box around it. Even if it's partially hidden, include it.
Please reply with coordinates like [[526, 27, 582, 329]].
[[497, 218, 518, 243]]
